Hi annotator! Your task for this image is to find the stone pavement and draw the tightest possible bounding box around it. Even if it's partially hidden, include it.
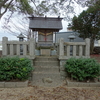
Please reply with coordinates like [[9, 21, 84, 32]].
[[32, 56, 63, 87]]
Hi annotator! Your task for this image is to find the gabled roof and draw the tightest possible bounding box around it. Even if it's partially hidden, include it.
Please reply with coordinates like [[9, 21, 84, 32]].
[[29, 16, 63, 31]]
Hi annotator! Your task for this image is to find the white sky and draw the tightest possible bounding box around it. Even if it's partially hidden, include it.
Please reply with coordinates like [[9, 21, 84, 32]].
[[0, 5, 87, 41]]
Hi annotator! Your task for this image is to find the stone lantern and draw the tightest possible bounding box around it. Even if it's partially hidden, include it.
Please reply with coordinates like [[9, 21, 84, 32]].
[[17, 33, 26, 55], [68, 33, 75, 55], [68, 33, 75, 42], [17, 33, 26, 41]]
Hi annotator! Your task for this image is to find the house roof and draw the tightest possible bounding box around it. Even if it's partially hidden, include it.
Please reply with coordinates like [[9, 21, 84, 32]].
[[29, 16, 63, 31]]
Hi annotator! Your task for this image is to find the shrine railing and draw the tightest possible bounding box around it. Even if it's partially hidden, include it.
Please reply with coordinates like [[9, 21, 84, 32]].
[[2, 37, 35, 59], [58, 38, 90, 59]]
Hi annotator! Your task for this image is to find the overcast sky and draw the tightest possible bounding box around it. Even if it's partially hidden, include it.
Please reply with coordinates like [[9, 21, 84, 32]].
[[0, 5, 87, 41]]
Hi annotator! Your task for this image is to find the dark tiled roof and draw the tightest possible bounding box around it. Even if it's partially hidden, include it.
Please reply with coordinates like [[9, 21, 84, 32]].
[[29, 17, 63, 31]]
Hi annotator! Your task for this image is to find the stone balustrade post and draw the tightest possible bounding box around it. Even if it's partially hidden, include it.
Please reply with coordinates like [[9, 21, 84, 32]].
[[2, 37, 8, 56], [29, 38, 35, 57], [59, 38, 64, 56], [85, 38, 90, 57], [98, 40, 100, 46]]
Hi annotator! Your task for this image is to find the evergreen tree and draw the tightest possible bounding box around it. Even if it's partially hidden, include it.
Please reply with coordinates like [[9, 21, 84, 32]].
[[72, 0, 100, 54]]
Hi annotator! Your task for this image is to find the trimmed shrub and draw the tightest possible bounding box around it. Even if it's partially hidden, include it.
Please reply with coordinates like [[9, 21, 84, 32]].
[[64, 58, 100, 81], [0, 57, 33, 81]]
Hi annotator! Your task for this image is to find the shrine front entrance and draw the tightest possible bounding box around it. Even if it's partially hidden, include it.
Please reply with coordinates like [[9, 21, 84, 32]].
[[38, 30, 53, 47]]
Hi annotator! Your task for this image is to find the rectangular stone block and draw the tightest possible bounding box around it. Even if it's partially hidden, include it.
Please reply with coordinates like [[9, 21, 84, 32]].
[[89, 83, 100, 87], [41, 49, 50, 56], [5, 82, 16, 88], [0, 82, 5, 88], [60, 61, 66, 66], [67, 79, 79, 87], [60, 66, 65, 71], [78, 83, 90, 87], [16, 80, 28, 87], [60, 71, 67, 77], [68, 82, 79, 87]]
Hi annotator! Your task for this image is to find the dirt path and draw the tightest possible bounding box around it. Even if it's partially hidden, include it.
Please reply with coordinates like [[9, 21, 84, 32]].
[[0, 85, 100, 100]]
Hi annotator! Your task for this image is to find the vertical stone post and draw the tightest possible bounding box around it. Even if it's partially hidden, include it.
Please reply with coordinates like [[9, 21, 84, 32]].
[[59, 60, 67, 80], [73, 45, 76, 56], [23, 44, 27, 56], [59, 38, 64, 56], [17, 44, 20, 55], [56, 39, 59, 55], [67, 45, 70, 57], [10, 44, 14, 55], [79, 45, 82, 57], [85, 38, 90, 57], [29, 38, 35, 57], [98, 40, 100, 46], [2, 37, 8, 56]]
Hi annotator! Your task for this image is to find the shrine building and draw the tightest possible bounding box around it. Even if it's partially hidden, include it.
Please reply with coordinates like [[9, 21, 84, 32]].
[[29, 16, 63, 47]]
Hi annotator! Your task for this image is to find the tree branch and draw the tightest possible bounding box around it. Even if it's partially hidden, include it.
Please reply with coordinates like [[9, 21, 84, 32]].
[[31, 0, 38, 11], [1, 0, 13, 16]]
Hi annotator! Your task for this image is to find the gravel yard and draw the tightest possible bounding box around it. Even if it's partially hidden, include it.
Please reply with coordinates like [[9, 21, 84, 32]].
[[0, 85, 100, 100]]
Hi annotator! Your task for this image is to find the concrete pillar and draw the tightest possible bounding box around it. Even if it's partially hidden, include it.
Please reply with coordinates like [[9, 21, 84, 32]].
[[73, 45, 76, 56], [59, 38, 64, 56], [56, 39, 59, 55], [79, 45, 82, 57], [29, 38, 35, 57], [59, 60, 67, 80], [17, 44, 20, 55], [23, 44, 27, 56], [10, 44, 13, 55], [2, 37, 8, 56], [98, 40, 100, 46], [85, 38, 90, 57], [67, 45, 70, 57]]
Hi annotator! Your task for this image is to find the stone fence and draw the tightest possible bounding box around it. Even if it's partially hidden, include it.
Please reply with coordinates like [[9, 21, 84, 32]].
[[58, 38, 90, 80], [58, 38, 90, 59], [2, 37, 35, 59]]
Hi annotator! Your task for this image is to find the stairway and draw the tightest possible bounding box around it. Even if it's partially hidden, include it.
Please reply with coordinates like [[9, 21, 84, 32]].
[[32, 56, 63, 87]]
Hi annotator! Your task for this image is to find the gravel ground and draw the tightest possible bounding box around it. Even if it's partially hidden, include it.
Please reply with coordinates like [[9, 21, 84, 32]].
[[0, 85, 100, 100]]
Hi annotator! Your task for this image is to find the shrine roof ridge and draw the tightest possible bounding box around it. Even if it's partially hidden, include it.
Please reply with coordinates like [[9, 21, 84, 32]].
[[28, 16, 63, 20], [29, 16, 63, 31]]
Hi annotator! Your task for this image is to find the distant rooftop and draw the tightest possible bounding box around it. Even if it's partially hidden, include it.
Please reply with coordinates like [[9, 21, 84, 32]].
[[29, 16, 63, 31]]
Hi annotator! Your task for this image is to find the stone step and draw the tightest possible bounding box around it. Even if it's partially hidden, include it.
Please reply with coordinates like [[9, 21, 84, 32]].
[[35, 56, 58, 61], [34, 61, 59, 66], [32, 72, 63, 87], [34, 66, 59, 68], [34, 66, 60, 73]]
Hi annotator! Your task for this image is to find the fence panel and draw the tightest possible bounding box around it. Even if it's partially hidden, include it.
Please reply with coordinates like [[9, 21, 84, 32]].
[[2, 37, 35, 59], [59, 38, 90, 59]]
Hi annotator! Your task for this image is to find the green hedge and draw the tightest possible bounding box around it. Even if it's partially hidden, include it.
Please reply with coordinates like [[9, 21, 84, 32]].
[[0, 57, 33, 81], [64, 58, 100, 81]]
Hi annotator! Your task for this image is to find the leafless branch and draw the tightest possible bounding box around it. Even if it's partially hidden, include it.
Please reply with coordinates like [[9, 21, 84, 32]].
[[1, 0, 13, 16]]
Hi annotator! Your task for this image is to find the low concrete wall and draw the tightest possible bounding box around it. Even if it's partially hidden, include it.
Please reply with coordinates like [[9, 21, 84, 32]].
[[67, 79, 100, 87], [0, 80, 28, 88]]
